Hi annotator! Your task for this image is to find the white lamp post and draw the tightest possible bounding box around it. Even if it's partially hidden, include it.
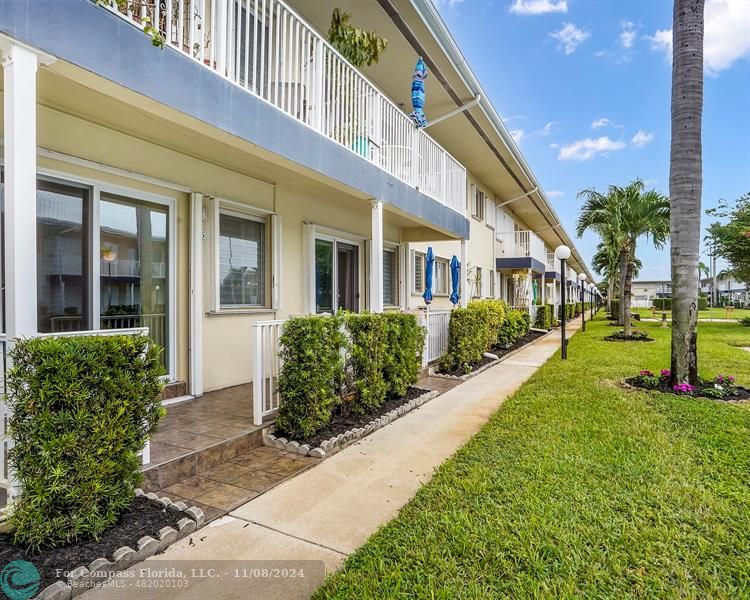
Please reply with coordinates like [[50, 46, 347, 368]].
[[555, 245, 571, 359]]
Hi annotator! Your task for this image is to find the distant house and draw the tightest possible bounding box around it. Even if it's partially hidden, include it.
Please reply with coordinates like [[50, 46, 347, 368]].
[[631, 280, 672, 307], [701, 275, 749, 307]]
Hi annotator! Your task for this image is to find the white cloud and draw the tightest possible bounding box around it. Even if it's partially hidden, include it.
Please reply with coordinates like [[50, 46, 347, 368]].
[[630, 130, 654, 148], [591, 117, 611, 129], [546, 190, 565, 198], [620, 21, 637, 48], [539, 121, 556, 135], [558, 136, 626, 160], [510, 129, 526, 143], [646, 0, 750, 75], [510, 0, 567, 15], [550, 23, 591, 55]]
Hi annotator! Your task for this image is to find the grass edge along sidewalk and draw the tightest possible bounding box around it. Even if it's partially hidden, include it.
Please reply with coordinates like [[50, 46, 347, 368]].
[[313, 317, 750, 599]]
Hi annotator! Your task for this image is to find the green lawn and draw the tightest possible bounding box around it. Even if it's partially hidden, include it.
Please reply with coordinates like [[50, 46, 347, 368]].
[[315, 317, 750, 599], [632, 306, 750, 321]]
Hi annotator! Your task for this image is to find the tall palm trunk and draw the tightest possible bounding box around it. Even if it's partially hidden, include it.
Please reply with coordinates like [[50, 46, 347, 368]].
[[670, 0, 704, 384], [623, 245, 636, 336], [618, 249, 628, 325]]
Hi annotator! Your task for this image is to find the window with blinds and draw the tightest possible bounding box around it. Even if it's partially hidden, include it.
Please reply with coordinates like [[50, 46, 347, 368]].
[[219, 211, 266, 307], [413, 251, 425, 293], [383, 248, 398, 306], [471, 185, 485, 221]]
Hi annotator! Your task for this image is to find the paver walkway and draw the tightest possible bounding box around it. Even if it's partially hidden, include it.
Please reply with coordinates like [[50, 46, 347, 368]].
[[85, 321, 581, 600]]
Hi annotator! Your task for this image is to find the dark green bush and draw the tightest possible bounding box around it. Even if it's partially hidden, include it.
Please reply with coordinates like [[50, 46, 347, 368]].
[[533, 305, 554, 330], [277, 315, 345, 439], [497, 309, 529, 348], [652, 298, 672, 311], [345, 313, 389, 413], [383, 313, 425, 398], [441, 306, 488, 374], [698, 296, 709, 310], [608, 299, 620, 320], [7, 334, 165, 550], [740, 316, 750, 327]]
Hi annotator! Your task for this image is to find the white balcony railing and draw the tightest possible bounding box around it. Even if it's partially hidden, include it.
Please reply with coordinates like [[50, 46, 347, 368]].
[[546, 252, 559, 273], [421, 310, 450, 367], [105, 0, 467, 216], [252, 319, 285, 426], [496, 230, 546, 263]]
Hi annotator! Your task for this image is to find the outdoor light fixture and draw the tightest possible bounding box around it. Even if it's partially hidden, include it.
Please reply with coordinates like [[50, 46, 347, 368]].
[[577, 272, 587, 332], [555, 245, 571, 359]]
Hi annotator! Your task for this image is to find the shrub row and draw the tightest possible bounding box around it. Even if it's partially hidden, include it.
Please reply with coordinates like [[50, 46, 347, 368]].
[[652, 298, 672, 311], [7, 335, 166, 550], [276, 312, 424, 440], [440, 300, 530, 374], [533, 304, 555, 330]]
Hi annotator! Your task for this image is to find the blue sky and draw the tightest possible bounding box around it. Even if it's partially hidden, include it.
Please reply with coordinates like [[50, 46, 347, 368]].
[[435, 0, 750, 281]]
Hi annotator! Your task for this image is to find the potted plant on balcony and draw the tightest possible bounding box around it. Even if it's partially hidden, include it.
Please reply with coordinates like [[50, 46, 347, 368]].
[[327, 9, 387, 159]]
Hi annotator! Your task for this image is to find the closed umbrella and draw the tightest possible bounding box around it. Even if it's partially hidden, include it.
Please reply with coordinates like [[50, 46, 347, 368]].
[[449, 255, 460, 306], [423, 246, 434, 305], [409, 57, 428, 128]]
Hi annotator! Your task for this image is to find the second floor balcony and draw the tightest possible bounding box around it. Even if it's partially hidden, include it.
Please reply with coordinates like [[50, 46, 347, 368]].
[[105, 0, 466, 217], [495, 229, 547, 274]]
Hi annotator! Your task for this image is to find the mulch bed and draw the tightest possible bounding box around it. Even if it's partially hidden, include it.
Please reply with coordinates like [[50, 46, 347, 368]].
[[437, 330, 547, 377], [0, 497, 184, 593], [275, 386, 428, 449], [604, 332, 654, 342], [625, 378, 750, 401]]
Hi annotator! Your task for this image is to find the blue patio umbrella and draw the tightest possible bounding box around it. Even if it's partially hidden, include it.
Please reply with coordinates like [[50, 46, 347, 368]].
[[449, 255, 460, 305], [409, 57, 428, 128], [423, 246, 435, 305]]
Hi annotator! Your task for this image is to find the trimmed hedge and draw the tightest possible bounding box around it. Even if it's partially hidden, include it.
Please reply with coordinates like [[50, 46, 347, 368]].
[[442, 301, 531, 374], [533, 305, 554, 330], [609, 299, 620, 320], [7, 335, 165, 550], [277, 315, 346, 439], [276, 312, 424, 439], [698, 296, 709, 310], [652, 298, 672, 311]]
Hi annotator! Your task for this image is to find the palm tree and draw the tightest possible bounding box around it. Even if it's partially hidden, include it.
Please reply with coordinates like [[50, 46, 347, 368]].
[[669, 0, 704, 385], [578, 181, 670, 336]]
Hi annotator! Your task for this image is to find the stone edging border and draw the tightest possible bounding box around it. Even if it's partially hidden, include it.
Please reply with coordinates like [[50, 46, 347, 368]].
[[262, 387, 440, 460], [428, 328, 556, 382], [34, 491, 205, 600]]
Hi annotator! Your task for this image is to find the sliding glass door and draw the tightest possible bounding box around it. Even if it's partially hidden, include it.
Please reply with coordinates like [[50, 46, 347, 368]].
[[315, 236, 361, 314], [99, 193, 170, 370], [36, 179, 90, 333]]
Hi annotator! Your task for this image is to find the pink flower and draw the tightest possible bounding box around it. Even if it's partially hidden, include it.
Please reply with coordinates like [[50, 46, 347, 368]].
[[661, 369, 671, 377], [673, 383, 694, 394], [640, 370, 654, 377]]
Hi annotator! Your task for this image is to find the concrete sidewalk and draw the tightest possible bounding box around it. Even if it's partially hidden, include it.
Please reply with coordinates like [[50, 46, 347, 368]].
[[86, 321, 580, 600]]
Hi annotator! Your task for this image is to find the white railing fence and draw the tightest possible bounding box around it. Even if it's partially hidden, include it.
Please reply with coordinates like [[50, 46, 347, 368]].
[[496, 230, 546, 263], [252, 319, 285, 426], [0, 327, 152, 509], [421, 310, 450, 367], [105, 0, 466, 215]]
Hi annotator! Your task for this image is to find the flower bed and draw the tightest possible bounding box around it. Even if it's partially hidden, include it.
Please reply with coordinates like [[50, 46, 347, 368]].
[[626, 369, 750, 400], [268, 386, 438, 458], [0, 493, 202, 598]]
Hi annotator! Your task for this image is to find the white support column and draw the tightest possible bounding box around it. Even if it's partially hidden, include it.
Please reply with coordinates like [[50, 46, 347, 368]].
[[460, 240, 468, 308], [541, 273, 546, 305], [189, 193, 204, 397], [527, 268, 533, 313], [2, 41, 47, 340], [370, 201, 384, 313]]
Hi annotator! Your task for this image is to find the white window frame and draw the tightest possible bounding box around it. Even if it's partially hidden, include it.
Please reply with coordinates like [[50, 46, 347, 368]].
[[434, 258, 450, 296], [216, 207, 270, 310], [471, 185, 485, 221], [383, 243, 400, 308], [412, 250, 426, 294], [209, 198, 280, 314], [33, 166, 178, 381], [312, 229, 365, 314], [489, 270, 496, 298], [473, 266, 483, 298], [486, 195, 495, 229]]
